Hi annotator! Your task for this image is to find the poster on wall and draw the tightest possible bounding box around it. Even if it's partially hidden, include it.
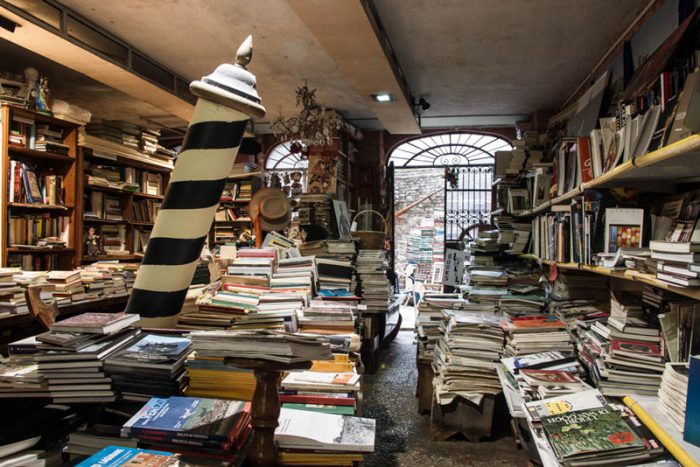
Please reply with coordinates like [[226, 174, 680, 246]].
[[443, 248, 467, 286], [306, 154, 337, 194]]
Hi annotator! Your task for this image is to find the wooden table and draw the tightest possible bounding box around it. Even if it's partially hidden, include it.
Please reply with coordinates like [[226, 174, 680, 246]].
[[224, 357, 312, 467]]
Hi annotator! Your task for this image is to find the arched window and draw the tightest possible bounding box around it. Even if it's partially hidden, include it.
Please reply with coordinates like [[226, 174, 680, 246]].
[[387, 132, 512, 167], [265, 141, 309, 170]]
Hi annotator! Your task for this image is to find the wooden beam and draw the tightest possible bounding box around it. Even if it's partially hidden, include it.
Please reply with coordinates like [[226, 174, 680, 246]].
[[395, 188, 443, 219]]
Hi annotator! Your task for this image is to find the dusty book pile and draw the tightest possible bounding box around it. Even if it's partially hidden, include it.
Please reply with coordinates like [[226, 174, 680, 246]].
[[658, 362, 689, 431], [415, 294, 464, 362], [432, 312, 504, 404], [297, 299, 356, 336], [355, 250, 391, 312], [501, 315, 573, 357]]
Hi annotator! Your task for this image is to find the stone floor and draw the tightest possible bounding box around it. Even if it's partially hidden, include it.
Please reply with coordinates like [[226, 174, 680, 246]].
[[363, 331, 529, 466]]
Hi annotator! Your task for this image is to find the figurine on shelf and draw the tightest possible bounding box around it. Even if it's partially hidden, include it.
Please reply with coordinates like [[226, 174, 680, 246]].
[[86, 227, 101, 257], [35, 76, 51, 112]]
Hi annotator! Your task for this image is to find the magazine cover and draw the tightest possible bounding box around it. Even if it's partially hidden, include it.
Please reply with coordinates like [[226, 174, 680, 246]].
[[541, 406, 645, 461], [525, 388, 606, 421], [109, 334, 191, 365], [75, 446, 176, 467]]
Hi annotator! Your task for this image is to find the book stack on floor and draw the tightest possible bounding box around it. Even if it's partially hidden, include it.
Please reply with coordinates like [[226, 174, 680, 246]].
[[583, 291, 666, 397], [121, 396, 252, 465], [275, 408, 375, 466], [104, 333, 192, 403], [355, 250, 391, 312], [432, 312, 505, 405], [26, 312, 140, 404], [658, 362, 689, 431], [470, 230, 500, 254], [501, 315, 573, 357], [494, 215, 531, 255], [0, 268, 28, 317], [518, 369, 592, 404], [650, 239, 700, 287], [415, 294, 465, 362]]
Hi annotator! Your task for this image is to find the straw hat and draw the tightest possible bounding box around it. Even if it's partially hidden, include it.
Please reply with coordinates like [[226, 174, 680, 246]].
[[249, 187, 291, 231]]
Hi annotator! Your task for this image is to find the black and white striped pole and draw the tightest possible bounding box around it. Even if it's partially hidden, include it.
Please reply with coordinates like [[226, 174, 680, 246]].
[[126, 36, 266, 328]]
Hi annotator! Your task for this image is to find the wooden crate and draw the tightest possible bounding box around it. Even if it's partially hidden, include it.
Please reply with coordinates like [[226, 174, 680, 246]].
[[430, 394, 495, 442]]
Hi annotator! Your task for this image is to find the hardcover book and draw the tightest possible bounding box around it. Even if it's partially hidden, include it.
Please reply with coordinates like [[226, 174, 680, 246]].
[[50, 312, 139, 334], [525, 388, 607, 422], [75, 446, 177, 467], [122, 396, 249, 443], [541, 406, 645, 462], [106, 334, 191, 367]]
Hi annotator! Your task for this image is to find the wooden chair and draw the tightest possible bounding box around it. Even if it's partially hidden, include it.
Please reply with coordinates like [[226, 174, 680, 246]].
[[26, 285, 58, 330]]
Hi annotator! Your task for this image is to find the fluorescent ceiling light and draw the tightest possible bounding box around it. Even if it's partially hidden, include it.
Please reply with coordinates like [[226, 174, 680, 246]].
[[372, 93, 394, 103]]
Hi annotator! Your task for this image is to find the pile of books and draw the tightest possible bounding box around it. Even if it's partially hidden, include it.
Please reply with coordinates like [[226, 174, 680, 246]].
[[518, 369, 591, 403], [185, 352, 257, 401], [494, 216, 531, 254], [0, 356, 48, 399], [122, 396, 252, 465], [104, 333, 191, 402], [650, 239, 700, 287], [502, 315, 573, 357], [140, 128, 159, 155], [355, 250, 391, 312], [272, 256, 315, 295], [187, 330, 334, 364], [298, 299, 356, 335], [658, 362, 689, 431], [432, 312, 504, 404], [24, 312, 140, 404], [316, 257, 354, 293], [34, 124, 69, 155], [297, 194, 333, 231], [415, 294, 465, 362]]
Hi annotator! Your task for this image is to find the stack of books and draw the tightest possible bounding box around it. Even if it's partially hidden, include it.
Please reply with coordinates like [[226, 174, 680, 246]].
[[650, 240, 700, 287], [297, 194, 333, 231], [122, 396, 251, 464], [30, 312, 140, 404], [415, 294, 465, 362], [185, 353, 256, 401], [501, 315, 573, 357], [275, 408, 375, 465], [355, 250, 391, 312], [66, 432, 137, 460], [104, 333, 192, 402], [316, 258, 354, 292], [297, 300, 356, 335], [281, 368, 361, 404], [432, 312, 504, 404], [658, 362, 689, 431], [226, 254, 275, 279], [517, 369, 591, 402], [271, 257, 315, 295], [0, 357, 49, 399], [253, 292, 306, 331], [34, 124, 69, 155], [140, 128, 159, 155], [187, 330, 334, 364], [523, 388, 605, 426]]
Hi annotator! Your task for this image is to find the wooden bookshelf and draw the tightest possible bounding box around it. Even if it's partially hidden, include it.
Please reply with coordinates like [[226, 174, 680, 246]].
[[1, 104, 80, 270], [210, 171, 263, 247], [77, 142, 172, 263], [516, 134, 700, 217]]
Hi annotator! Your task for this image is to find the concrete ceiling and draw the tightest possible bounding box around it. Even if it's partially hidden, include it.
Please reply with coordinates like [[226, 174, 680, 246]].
[[372, 0, 650, 117], [4, 0, 652, 131]]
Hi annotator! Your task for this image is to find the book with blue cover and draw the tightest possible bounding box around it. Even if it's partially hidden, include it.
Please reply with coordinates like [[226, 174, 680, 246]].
[[105, 334, 191, 371], [121, 396, 248, 443], [684, 355, 700, 446], [75, 446, 176, 466]]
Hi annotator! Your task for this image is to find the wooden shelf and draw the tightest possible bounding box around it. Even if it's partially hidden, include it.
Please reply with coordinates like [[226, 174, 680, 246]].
[[221, 199, 252, 204], [214, 218, 252, 224], [7, 145, 74, 163], [516, 134, 700, 217], [129, 221, 154, 227], [8, 247, 75, 254], [133, 192, 164, 200], [83, 217, 127, 224], [519, 254, 700, 301], [9, 203, 73, 212], [79, 129, 173, 171]]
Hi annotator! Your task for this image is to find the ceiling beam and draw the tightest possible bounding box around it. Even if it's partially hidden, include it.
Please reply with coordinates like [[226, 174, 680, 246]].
[[0, 3, 194, 122], [287, 0, 421, 135]]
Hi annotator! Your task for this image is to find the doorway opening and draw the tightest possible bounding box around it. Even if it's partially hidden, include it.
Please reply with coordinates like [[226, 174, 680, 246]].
[[388, 131, 512, 308]]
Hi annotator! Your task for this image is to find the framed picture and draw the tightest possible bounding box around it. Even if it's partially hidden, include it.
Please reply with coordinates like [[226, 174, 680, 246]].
[[604, 208, 644, 253]]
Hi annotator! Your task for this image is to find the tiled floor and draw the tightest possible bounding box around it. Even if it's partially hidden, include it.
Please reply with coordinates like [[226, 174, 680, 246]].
[[362, 331, 529, 466]]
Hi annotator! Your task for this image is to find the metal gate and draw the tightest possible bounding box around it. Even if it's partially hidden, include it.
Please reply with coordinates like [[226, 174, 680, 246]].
[[444, 165, 494, 243]]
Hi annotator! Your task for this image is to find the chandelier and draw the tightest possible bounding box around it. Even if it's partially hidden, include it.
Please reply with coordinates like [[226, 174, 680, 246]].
[[271, 83, 342, 148]]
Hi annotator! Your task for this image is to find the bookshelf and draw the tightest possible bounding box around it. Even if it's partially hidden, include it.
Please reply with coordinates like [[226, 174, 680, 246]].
[[77, 134, 173, 263], [0, 104, 80, 270], [515, 134, 700, 218], [209, 170, 263, 247]]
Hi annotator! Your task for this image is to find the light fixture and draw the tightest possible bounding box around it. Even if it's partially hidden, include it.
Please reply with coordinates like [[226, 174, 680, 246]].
[[372, 93, 394, 103]]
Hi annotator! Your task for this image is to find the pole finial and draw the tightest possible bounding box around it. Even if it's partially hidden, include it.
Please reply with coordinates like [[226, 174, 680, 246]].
[[236, 35, 253, 69]]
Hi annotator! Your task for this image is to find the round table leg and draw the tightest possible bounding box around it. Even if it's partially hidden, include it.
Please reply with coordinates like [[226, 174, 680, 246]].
[[247, 369, 283, 466]]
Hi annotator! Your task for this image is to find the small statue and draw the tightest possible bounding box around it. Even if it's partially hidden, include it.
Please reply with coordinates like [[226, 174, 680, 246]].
[[86, 227, 101, 257], [35, 76, 51, 111]]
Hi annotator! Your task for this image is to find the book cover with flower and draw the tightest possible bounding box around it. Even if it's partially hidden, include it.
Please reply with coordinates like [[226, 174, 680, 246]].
[[541, 406, 646, 461]]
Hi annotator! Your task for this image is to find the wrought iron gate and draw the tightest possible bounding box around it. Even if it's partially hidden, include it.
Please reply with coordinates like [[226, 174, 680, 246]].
[[444, 165, 494, 242]]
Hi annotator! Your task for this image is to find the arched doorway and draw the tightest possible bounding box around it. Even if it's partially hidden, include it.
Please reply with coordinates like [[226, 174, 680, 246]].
[[387, 131, 512, 293]]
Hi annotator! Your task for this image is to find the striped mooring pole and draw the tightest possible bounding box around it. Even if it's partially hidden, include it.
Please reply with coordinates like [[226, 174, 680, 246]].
[[126, 36, 266, 327]]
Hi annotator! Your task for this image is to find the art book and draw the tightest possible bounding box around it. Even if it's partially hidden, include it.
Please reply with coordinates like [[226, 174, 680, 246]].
[[525, 388, 606, 423], [541, 406, 646, 463], [275, 408, 375, 452], [75, 446, 177, 467], [610, 338, 663, 362], [501, 351, 578, 375], [519, 369, 582, 388], [106, 334, 191, 367], [122, 397, 250, 444]]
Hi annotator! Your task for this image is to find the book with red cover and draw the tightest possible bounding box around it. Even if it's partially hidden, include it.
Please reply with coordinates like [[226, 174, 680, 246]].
[[503, 315, 566, 332], [610, 338, 662, 361], [279, 394, 356, 407], [577, 136, 594, 183]]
